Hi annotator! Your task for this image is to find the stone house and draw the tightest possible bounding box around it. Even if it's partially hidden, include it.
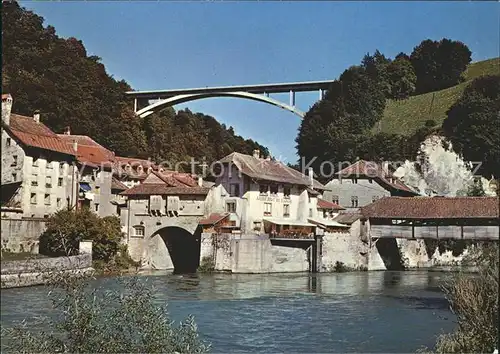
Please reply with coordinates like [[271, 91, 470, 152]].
[[57, 130, 120, 217], [212, 150, 331, 238], [119, 170, 210, 272], [1, 94, 78, 218], [323, 160, 418, 210]]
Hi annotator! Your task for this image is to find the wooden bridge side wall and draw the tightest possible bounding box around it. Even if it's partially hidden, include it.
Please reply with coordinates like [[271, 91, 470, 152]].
[[370, 225, 499, 240]]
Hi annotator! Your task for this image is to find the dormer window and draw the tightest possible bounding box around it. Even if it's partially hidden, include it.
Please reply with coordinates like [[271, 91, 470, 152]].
[[270, 184, 278, 195], [283, 186, 291, 197], [259, 184, 269, 195]]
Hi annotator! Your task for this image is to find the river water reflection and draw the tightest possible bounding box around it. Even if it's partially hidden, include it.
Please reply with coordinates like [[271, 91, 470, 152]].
[[1, 271, 456, 353]]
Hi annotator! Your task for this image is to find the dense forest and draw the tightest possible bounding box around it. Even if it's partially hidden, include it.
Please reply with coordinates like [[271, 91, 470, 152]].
[[1, 1, 269, 171], [295, 37, 499, 181]]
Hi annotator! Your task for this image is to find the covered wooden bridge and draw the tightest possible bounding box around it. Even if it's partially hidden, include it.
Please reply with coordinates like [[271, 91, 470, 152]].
[[361, 197, 499, 240]]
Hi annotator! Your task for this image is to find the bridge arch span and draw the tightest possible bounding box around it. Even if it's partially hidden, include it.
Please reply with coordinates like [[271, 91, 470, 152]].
[[135, 92, 306, 119], [150, 225, 202, 274]]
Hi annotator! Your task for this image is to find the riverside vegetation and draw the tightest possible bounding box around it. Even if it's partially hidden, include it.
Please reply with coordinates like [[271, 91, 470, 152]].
[[38, 208, 139, 275], [0, 270, 211, 353]]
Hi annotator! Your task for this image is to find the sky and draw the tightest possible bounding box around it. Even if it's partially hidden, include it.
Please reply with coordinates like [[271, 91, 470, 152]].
[[22, 1, 500, 164]]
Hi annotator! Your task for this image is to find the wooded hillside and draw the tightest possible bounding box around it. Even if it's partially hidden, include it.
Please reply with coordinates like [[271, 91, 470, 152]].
[[1, 1, 269, 170]]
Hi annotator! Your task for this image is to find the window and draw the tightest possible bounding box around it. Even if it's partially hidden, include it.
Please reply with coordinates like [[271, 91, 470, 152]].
[[351, 196, 359, 208], [6, 137, 11, 146], [58, 177, 63, 187], [44, 194, 51, 205], [283, 186, 291, 197], [11, 155, 17, 167], [95, 203, 99, 212], [30, 193, 37, 204], [56, 198, 62, 208], [229, 183, 240, 197], [46, 161, 53, 169], [31, 174, 38, 187], [309, 208, 313, 217], [368, 178, 373, 184], [264, 202, 272, 216], [59, 162, 65, 173], [95, 186, 100, 194], [32, 158, 38, 167], [351, 177, 358, 184], [270, 184, 278, 194], [45, 176, 52, 188], [226, 201, 236, 213], [133, 226, 145, 237], [283, 204, 290, 218], [259, 184, 268, 195], [332, 195, 339, 204], [12, 173, 16, 181]]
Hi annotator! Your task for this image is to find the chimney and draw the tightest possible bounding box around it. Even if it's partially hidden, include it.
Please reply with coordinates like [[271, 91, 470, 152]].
[[252, 149, 260, 159], [64, 126, 71, 135], [308, 167, 314, 187], [198, 176, 203, 187], [382, 161, 389, 176], [33, 110, 40, 123], [72, 139, 78, 152], [2, 94, 13, 126]]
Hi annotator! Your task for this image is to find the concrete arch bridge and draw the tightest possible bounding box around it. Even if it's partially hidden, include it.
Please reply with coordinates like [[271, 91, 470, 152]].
[[126, 80, 335, 119]]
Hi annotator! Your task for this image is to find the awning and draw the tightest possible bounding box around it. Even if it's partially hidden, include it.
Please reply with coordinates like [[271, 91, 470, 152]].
[[308, 218, 350, 228], [263, 218, 315, 227], [79, 182, 91, 192]]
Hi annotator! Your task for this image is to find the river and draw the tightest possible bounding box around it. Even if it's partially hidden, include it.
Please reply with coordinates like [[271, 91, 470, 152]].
[[1, 270, 456, 353]]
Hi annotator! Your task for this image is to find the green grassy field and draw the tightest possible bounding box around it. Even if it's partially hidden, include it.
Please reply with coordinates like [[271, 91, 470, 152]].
[[374, 57, 500, 135]]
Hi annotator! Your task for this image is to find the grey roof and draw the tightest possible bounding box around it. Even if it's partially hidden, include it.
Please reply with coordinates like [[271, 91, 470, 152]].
[[333, 211, 362, 225], [218, 152, 326, 190]]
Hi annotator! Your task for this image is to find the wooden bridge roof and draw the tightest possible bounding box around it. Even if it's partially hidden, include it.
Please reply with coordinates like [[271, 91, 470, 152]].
[[361, 196, 499, 220]]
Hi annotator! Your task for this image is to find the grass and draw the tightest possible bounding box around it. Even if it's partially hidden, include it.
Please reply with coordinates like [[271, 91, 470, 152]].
[[375, 57, 500, 135]]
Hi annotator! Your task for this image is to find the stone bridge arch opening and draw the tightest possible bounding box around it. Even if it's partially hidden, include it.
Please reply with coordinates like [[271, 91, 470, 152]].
[[154, 225, 202, 274]]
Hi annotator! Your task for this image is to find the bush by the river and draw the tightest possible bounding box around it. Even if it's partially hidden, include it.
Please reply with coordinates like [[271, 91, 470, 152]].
[[39, 208, 123, 262], [0, 270, 211, 353], [421, 242, 499, 353]]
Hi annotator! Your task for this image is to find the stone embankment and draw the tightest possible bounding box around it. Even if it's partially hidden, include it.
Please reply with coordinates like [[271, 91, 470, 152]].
[[1, 241, 94, 289], [1, 254, 94, 289]]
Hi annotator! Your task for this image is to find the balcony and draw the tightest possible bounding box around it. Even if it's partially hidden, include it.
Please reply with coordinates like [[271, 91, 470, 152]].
[[263, 218, 315, 239]]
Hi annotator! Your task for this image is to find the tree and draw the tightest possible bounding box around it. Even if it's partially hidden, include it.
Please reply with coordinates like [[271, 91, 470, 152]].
[[387, 56, 417, 99], [410, 38, 472, 93], [362, 49, 392, 97], [442, 75, 500, 179], [1, 273, 210, 353], [39, 209, 122, 261]]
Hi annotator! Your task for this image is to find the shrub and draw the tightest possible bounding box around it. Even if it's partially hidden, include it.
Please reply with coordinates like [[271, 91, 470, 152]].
[[39, 208, 122, 262], [422, 243, 499, 353], [0, 270, 211, 353], [197, 256, 215, 273]]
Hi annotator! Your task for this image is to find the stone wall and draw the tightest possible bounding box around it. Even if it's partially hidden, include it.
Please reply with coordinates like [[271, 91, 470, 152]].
[[1, 254, 93, 288], [1, 217, 47, 253], [321, 226, 369, 271], [200, 233, 309, 273]]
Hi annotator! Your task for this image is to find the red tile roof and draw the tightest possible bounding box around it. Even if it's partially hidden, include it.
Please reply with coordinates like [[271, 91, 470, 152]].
[[336, 160, 417, 195], [317, 198, 345, 210], [111, 177, 128, 191], [120, 184, 210, 196], [58, 134, 115, 168], [199, 213, 230, 226], [218, 152, 326, 190], [361, 196, 499, 219], [5, 114, 76, 156]]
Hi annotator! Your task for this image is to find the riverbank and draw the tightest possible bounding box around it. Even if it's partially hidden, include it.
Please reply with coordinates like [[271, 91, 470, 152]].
[[0, 254, 94, 289]]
